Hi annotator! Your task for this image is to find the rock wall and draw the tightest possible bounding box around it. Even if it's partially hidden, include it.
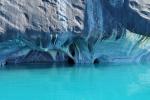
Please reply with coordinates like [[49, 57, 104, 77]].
[[0, 0, 150, 65]]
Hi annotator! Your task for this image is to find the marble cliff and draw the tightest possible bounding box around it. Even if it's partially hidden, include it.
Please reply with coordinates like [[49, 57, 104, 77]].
[[0, 0, 150, 65]]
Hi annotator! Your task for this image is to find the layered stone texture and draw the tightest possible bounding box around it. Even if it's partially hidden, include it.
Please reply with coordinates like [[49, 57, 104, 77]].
[[0, 0, 150, 65]]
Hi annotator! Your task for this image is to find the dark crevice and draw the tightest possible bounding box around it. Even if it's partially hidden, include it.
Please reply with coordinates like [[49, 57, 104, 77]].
[[24, 13, 29, 23], [69, 43, 75, 57], [67, 57, 75, 65], [72, 4, 84, 10], [94, 58, 100, 64]]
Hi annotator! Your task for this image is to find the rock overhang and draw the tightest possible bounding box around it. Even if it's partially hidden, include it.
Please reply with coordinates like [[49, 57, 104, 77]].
[[0, 0, 150, 65]]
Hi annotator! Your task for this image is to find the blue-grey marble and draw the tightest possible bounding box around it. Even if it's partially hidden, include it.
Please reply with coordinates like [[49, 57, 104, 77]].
[[0, 0, 150, 65]]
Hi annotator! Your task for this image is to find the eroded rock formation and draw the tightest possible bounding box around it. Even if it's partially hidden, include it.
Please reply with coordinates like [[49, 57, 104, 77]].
[[0, 0, 150, 65]]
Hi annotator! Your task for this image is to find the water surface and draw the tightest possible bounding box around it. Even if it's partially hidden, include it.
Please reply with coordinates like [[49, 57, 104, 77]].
[[0, 63, 150, 100]]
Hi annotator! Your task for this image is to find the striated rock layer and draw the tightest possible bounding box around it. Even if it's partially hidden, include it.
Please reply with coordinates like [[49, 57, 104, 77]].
[[0, 0, 150, 65]]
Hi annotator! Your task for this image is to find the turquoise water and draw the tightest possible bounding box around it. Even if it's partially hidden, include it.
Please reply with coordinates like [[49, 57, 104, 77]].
[[0, 63, 150, 100]]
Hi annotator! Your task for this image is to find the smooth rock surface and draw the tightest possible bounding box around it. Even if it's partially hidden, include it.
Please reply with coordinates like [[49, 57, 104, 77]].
[[0, 0, 150, 65]]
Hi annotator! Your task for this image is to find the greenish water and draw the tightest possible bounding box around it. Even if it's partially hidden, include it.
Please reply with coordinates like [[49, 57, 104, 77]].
[[0, 63, 150, 100]]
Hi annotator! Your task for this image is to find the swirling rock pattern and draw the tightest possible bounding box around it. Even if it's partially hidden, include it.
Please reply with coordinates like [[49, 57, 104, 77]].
[[0, 0, 150, 66]]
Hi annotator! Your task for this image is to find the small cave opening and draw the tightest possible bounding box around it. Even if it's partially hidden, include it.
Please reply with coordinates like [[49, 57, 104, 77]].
[[94, 58, 100, 64], [67, 57, 75, 65]]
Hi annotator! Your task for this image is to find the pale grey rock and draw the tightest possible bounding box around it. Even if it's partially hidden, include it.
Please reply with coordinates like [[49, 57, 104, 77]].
[[0, 0, 85, 37]]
